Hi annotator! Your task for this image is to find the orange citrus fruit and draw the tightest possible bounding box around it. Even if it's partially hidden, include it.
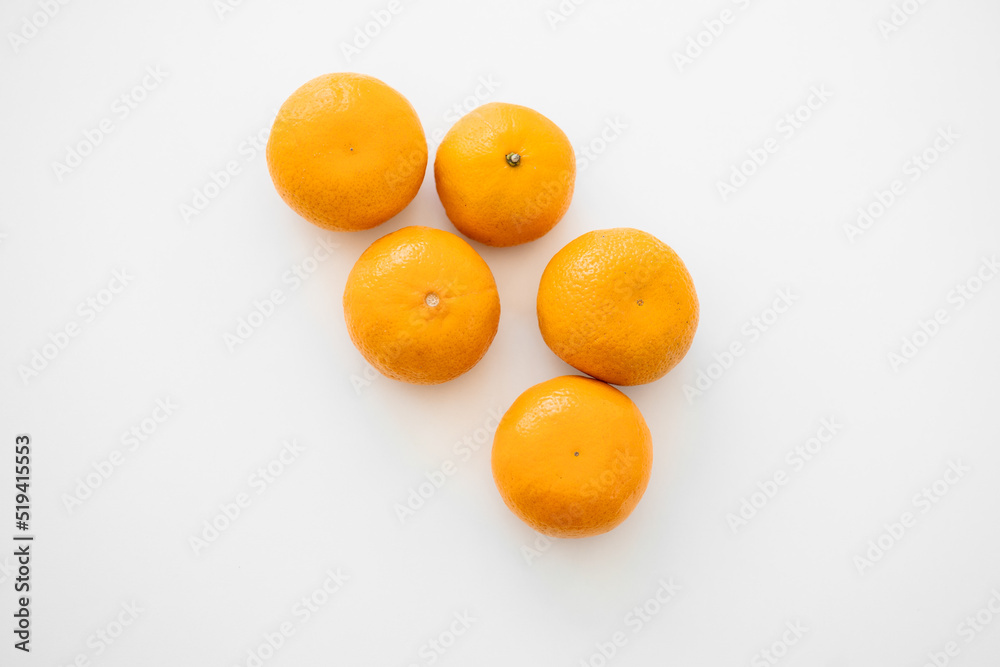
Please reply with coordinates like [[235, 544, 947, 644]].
[[434, 102, 576, 247], [343, 226, 500, 385], [267, 73, 427, 231], [537, 228, 699, 386], [492, 375, 653, 538]]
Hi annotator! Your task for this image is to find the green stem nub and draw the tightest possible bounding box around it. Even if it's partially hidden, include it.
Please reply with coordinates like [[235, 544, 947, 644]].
[[505, 152, 522, 167]]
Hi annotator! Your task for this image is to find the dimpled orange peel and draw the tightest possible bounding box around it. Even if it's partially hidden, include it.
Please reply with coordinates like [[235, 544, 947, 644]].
[[491, 375, 653, 538], [267, 72, 427, 231], [434, 102, 576, 246], [537, 228, 699, 386], [343, 226, 500, 385]]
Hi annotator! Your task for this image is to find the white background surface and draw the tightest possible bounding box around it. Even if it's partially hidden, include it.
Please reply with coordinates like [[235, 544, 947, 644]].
[[2, 0, 1000, 665]]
